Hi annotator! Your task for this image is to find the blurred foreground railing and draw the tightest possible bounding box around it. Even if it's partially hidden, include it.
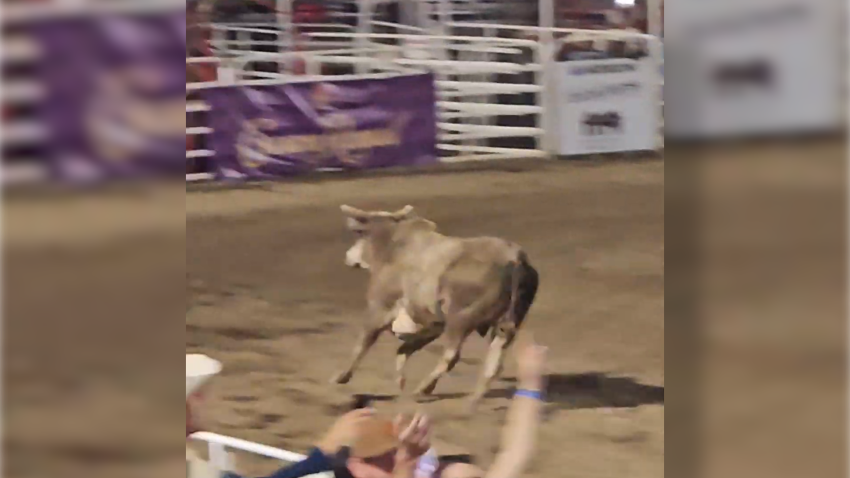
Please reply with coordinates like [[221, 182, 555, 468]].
[[190, 431, 333, 478]]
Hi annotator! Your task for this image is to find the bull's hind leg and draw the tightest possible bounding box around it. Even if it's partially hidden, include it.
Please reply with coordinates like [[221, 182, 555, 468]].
[[331, 307, 395, 385], [469, 324, 517, 406], [412, 328, 469, 396], [470, 261, 538, 406]]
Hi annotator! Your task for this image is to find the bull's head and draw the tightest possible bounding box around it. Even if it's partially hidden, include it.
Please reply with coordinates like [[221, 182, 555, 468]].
[[340, 204, 414, 269]]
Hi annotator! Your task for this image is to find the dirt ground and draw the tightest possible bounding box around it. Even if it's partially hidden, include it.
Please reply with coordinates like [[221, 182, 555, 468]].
[[186, 160, 665, 478], [7, 137, 848, 478]]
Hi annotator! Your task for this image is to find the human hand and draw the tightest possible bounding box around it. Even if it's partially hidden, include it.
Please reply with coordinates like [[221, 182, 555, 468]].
[[393, 412, 431, 463], [516, 334, 548, 392], [316, 408, 375, 455]]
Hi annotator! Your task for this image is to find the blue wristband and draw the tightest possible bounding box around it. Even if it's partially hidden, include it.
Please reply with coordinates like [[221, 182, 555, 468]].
[[515, 389, 543, 401]]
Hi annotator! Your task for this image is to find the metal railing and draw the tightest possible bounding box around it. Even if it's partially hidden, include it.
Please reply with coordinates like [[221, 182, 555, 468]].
[[185, 24, 558, 180], [189, 431, 333, 478], [185, 21, 663, 180]]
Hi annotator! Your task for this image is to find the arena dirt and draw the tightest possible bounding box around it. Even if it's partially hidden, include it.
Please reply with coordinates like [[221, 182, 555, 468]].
[[12, 138, 846, 478], [4, 159, 664, 478], [185, 160, 664, 478]]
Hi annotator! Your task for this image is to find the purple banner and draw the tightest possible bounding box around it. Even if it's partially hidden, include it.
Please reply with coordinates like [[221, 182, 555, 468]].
[[34, 12, 187, 182], [201, 73, 438, 179]]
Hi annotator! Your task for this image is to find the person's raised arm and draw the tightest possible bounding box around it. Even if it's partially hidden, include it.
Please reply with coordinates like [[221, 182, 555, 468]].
[[483, 337, 547, 478]]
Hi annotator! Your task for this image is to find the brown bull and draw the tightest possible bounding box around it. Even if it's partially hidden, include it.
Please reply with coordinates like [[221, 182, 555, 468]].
[[330, 205, 539, 404]]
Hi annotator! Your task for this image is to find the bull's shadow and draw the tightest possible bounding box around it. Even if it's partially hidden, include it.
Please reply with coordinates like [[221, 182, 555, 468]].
[[336, 374, 663, 410], [496, 372, 664, 410]]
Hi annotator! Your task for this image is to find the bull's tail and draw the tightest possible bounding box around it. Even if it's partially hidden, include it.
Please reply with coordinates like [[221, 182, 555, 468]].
[[494, 251, 539, 341]]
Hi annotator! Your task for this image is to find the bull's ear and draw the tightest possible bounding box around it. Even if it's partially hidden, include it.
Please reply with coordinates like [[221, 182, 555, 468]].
[[391, 205, 414, 221], [346, 216, 367, 230]]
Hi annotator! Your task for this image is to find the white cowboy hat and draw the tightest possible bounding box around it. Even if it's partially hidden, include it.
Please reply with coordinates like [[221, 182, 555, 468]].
[[186, 354, 222, 398]]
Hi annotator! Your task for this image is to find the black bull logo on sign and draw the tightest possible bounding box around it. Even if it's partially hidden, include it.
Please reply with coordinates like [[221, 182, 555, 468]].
[[581, 111, 623, 135], [712, 59, 774, 91]]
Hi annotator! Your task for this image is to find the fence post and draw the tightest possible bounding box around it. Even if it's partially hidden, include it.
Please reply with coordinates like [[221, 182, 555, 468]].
[[208, 442, 232, 471], [537, 0, 556, 155], [218, 57, 238, 85], [354, 0, 373, 74], [535, 35, 557, 155], [647, 0, 663, 38]]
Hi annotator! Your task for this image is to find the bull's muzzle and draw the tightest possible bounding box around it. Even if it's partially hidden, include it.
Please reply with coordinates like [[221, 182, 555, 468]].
[[345, 240, 369, 269]]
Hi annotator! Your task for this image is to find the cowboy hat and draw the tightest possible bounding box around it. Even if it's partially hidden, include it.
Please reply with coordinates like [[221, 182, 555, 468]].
[[349, 415, 461, 460], [349, 417, 400, 459], [186, 354, 222, 398]]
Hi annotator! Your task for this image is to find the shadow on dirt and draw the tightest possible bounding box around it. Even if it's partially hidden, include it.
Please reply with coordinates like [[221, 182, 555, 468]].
[[324, 393, 397, 414], [364, 373, 662, 411], [415, 392, 467, 403], [492, 373, 664, 409]]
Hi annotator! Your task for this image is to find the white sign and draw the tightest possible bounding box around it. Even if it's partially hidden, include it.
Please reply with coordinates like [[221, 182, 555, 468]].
[[556, 58, 660, 156], [665, 0, 841, 138]]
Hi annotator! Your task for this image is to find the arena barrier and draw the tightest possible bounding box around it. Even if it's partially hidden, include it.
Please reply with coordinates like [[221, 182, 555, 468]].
[[186, 27, 550, 182], [186, 21, 664, 181], [0, 0, 186, 186], [194, 70, 440, 181], [0, 1, 850, 184], [2, 2, 662, 184]]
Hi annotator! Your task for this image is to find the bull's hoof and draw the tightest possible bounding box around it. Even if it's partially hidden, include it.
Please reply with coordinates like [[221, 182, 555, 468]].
[[331, 371, 353, 385]]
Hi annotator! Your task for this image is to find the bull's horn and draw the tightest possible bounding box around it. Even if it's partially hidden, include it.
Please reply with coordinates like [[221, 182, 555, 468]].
[[340, 204, 369, 217], [392, 205, 414, 219]]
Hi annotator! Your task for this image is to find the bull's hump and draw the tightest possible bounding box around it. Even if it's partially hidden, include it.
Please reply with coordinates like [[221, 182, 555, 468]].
[[398, 218, 437, 234]]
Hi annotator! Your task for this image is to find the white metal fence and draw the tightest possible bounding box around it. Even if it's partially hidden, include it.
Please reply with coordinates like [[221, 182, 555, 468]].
[[2, 2, 661, 184], [186, 20, 663, 181], [3, 30, 47, 184], [189, 431, 333, 478]]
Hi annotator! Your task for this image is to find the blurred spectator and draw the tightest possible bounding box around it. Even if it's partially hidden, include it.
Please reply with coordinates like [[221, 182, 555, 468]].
[[554, 24, 650, 61], [555, 35, 610, 62], [659, 0, 664, 37], [186, 0, 212, 174], [187, 0, 216, 82], [186, 354, 376, 478], [293, 0, 329, 24], [206, 0, 277, 23], [186, 335, 546, 478]]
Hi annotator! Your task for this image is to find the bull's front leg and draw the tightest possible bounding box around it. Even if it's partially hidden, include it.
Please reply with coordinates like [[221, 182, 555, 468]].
[[331, 306, 395, 385], [395, 321, 445, 392]]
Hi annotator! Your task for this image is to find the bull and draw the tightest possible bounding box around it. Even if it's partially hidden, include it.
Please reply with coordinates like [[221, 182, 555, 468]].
[[330, 205, 539, 405]]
